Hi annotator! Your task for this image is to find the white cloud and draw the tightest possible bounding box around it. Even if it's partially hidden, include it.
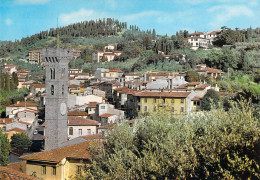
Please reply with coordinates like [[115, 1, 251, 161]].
[[15, 0, 50, 4], [5, 18, 13, 25], [208, 5, 254, 28], [59, 9, 108, 25]]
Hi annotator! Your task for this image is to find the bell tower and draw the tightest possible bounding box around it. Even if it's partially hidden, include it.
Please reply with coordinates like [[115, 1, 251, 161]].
[[42, 48, 73, 150]]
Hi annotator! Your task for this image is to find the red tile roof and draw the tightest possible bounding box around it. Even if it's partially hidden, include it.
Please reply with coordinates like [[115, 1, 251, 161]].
[[31, 84, 45, 88], [0, 118, 13, 125], [99, 113, 116, 118], [89, 102, 98, 108], [81, 134, 105, 140], [109, 69, 123, 73], [134, 91, 191, 98], [18, 121, 31, 125], [9, 102, 39, 107], [187, 82, 200, 86], [6, 128, 25, 133], [209, 30, 221, 35], [68, 111, 88, 116], [68, 116, 99, 126], [196, 84, 210, 90], [20, 141, 92, 163], [7, 161, 27, 174], [191, 96, 202, 101], [0, 166, 37, 180]]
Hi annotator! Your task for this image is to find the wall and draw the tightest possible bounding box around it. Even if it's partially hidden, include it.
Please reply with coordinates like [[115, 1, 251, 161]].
[[68, 125, 97, 140]]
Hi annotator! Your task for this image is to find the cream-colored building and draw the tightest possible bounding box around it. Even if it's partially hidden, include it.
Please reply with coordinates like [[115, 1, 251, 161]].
[[28, 50, 42, 64], [20, 141, 93, 180]]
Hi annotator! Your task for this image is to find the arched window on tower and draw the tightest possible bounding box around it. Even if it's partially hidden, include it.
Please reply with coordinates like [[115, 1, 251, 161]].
[[50, 68, 53, 79], [53, 68, 55, 79], [51, 85, 54, 95], [69, 127, 73, 135], [62, 85, 64, 95]]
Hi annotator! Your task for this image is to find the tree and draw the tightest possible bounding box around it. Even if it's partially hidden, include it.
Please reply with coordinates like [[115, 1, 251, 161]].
[[11, 133, 31, 152], [201, 89, 220, 111], [85, 100, 260, 179], [186, 70, 198, 82], [0, 128, 10, 166]]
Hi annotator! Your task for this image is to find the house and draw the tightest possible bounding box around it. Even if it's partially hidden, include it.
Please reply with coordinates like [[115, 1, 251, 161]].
[[0, 118, 13, 132], [98, 103, 124, 122], [3, 64, 17, 75], [87, 102, 99, 120], [92, 51, 121, 63], [191, 96, 202, 112], [195, 64, 224, 80], [99, 113, 119, 125], [5, 127, 26, 141], [68, 110, 88, 118], [67, 116, 99, 140], [6, 101, 39, 118], [28, 50, 42, 64], [0, 165, 37, 180], [20, 141, 94, 180], [69, 68, 83, 74], [68, 84, 81, 95], [133, 91, 196, 115], [30, 84, 46, 94]]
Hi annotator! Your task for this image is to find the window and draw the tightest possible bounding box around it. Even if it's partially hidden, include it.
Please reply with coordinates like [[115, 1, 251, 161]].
[[181, 107, 184, 113], [101, 106, 105, 109], [87, 129, 91, 135], [144, 106, 147, 112], [51, 85, 54, 95], [77, 165, 82, 175], [144, 98, 147, 103], [69, 127, 73, 135], [24, 111, 26, 118], [41, 166, 46, 175], [163, 98, 165, 103], [62, 85, 64, 95], [181, 99, 184, 103], [78, 129, 82, 136], [52, 167, 56, 176]]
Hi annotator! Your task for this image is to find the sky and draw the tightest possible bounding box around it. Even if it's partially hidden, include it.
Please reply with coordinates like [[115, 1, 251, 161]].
[[0, 0, 259, 41]]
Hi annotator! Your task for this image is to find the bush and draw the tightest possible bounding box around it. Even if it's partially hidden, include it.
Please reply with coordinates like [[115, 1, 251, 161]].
[[85, 100, 260, 179]]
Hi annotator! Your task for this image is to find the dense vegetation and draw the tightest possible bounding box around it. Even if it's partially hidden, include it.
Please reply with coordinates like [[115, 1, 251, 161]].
[[83, 100, 260, 179], [0, 128, 10, 166]]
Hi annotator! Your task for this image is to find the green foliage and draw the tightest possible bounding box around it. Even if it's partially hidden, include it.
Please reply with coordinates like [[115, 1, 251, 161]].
[[201, 89, 220, 111], [186, 70, 199, 82], [11, 133, 31, 152], [0, 128, 10, 166], [86, 100, 260, 179]]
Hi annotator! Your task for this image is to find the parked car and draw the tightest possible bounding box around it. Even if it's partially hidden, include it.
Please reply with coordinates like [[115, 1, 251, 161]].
[[33, 129, 38, 135]]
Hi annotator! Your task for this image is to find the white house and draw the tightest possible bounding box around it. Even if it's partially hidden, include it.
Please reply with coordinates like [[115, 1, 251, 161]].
[[67, 116, 99, 140]]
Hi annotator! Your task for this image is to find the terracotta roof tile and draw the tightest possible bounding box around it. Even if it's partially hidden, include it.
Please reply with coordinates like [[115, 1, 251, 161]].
[[20, 141, 92, 163], [6, 128, 25, 133], [0, 166, 37, 180], [7, 161, 27, 174], [0, 118, 13, 125], [89, 102, 98, 108], [187, 82, 200, 86], [18, 121, 31, 125], [9, 102, 39, 107], [81, 134, 105, 140], [109, 69, 123, 73], [31, 84, 45, 88], [134, 91, 191, 98], [196, 84, 210, 90], [68, 110, 88, 116], [68, 116, 99, 126], [99, 113, 116, 118]]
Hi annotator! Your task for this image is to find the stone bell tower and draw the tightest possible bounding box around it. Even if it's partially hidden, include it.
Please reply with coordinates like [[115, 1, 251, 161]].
[[42, 48, 73, 150]]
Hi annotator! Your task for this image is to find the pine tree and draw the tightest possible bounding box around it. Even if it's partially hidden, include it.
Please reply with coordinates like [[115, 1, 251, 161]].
[[0, 128, 10, 166]]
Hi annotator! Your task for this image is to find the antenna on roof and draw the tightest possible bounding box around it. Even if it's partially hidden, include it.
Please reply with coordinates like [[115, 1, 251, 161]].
[[57, 17, 60, 48]]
